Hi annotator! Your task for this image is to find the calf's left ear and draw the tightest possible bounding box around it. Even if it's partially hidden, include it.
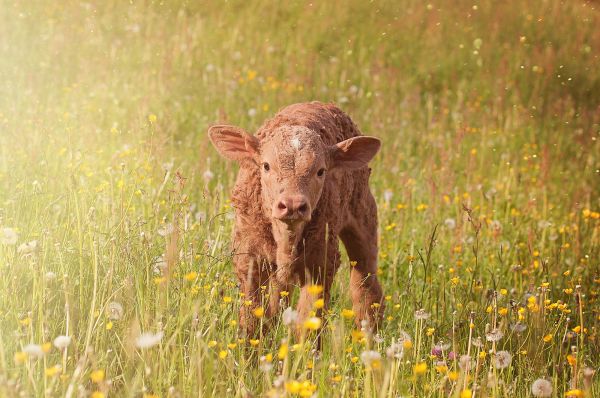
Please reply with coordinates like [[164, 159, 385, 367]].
[[330, 136, 381, 170]]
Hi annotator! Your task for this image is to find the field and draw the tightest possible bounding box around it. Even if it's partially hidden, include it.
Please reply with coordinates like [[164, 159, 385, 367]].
[[1, 1, 599, 397]]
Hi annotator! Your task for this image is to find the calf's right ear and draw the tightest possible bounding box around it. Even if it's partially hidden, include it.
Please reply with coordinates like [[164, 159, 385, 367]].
[[208, 125, 259, 162]]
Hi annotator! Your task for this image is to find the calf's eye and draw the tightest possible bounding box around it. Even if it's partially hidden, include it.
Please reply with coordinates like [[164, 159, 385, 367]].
[[263, 162, 270, 172], [317, 168, 325, 177]]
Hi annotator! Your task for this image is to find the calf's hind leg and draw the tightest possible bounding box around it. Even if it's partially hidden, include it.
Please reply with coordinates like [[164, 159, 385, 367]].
[[340, 194, 384, 330]]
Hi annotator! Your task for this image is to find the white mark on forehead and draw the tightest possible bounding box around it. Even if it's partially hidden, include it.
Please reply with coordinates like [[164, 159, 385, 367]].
[[290, 136, 302, 151]]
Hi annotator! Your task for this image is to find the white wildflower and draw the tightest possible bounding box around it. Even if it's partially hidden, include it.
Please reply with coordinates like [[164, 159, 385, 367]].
[[53, 335, 72, 350], [247, 108, 257, 117], [135, 331, 164, 349], [45, 271, 57, 281], [531, 378, 553, 397]]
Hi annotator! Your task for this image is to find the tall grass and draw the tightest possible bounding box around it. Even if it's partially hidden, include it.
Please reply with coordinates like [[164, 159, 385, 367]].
[[0, 1, 599, 397]]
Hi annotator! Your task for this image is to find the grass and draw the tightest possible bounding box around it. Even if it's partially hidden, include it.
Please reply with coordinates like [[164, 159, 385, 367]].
[[0, 0, 599, 397]]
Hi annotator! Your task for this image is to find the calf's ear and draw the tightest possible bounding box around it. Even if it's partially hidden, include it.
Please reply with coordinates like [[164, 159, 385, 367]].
[[330, 136, 381, 170], [208, 125, 259, 161]]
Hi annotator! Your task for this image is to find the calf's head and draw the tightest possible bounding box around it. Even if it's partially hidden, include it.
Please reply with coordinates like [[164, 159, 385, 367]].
[[208, 124, 380, 250]]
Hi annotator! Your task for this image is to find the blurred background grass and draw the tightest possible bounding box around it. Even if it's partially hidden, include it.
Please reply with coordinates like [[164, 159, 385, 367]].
[[0, 1, 599, 397]]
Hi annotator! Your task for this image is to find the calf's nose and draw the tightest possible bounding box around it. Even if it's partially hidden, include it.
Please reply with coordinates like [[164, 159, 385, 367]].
[[273, 195, 311, 221]]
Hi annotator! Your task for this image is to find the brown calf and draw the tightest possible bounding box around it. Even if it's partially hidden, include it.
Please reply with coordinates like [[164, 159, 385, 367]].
[[209, 101, 384, 337]]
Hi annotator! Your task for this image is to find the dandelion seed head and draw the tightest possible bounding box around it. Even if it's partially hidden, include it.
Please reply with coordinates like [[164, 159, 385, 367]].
[[360, 350, 382, 368], [531, 378, 552, 397], [203, 169, 214, 182], [493, 350, 512, 369], [23, 344, 44, 358], [282, 307, 298, 326], [53, 335, 71, 349], [17, 240, 38, 255], [444, 218, 456, 229], [511, 323, 527, 333], [107, 301, 124, 320], [486, 328, 504, 342], [0, 227, 18, 245], [157, 223, 174, 237], [414, 309, 431, 320], [135, 331, 164, 349], [383, 189, 393, 204]]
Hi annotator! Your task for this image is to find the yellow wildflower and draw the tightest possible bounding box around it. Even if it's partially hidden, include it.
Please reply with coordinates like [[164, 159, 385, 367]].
[[90, 369, 105, 383]]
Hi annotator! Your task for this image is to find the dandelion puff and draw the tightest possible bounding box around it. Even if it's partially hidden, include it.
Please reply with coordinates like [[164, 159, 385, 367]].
[[386, 343, 404, 359], [282, 307, 298, 326], [493, 350, 512, 369], [203, 169, 214, 182], [383, 189, 393, 204], [490, 220, 502, 231], [486, 328, 504, 342], [17, 240, 38, 255], [459, 354, 473, 370], [531, 378, 553, 397], [360, 350, 382, 368], [444, 218, 456, 230], [23, 344, 44, 358], [414, 309, 431, 320], [152, 256, 167, 274], [53, 335, 71, 350], [0, 227, 18, 245], [45, 271, 57, 281], [247, 108, 257, 117], [135, 331, 164, 349], [107, 301, 124, 320], [511, 323, 527, 333], [157, 223, 174, 237], [259, 355, 273, 372], [161, 161, 173, 172]]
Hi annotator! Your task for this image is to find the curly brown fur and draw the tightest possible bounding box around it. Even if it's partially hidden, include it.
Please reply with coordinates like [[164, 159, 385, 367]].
[[209, 101, 384, 338]]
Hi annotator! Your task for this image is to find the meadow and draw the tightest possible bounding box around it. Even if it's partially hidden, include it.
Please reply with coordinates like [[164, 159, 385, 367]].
[[0, 1, 599, 397]]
